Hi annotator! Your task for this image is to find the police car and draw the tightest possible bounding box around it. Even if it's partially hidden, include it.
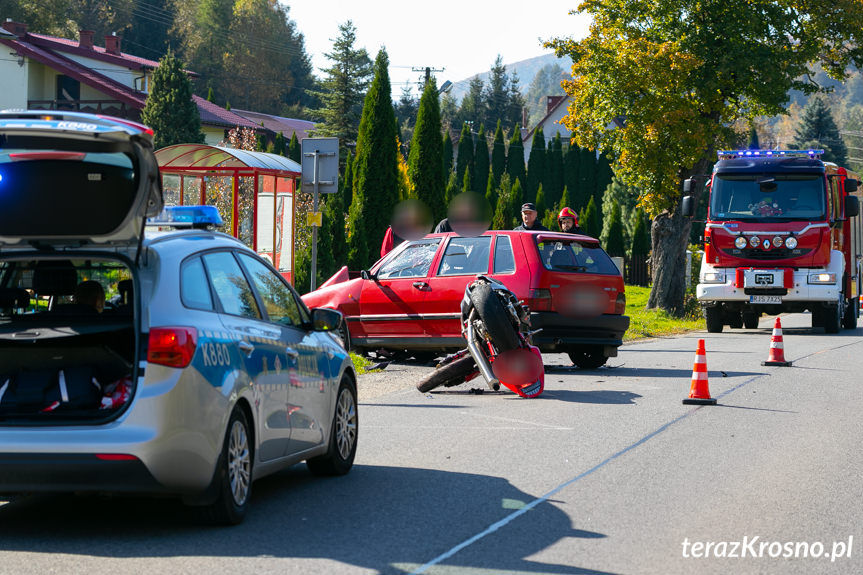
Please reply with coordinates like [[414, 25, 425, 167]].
[[0, 111, 357, 524]]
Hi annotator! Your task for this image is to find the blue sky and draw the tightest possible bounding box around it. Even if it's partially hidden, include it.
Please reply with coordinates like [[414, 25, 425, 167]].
[[285, 1, 590, 94]]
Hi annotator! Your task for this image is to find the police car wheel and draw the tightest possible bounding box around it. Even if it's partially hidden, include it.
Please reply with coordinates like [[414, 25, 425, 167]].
[[203, 407, 253, 525], [307, 376, 358, 476]]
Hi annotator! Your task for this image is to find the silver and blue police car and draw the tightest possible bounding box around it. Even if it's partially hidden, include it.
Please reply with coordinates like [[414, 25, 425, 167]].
[[0, 111, 357, 524]]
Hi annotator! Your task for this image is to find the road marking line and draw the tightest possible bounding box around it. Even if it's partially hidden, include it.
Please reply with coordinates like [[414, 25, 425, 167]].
[[410, 374, 764, 574]]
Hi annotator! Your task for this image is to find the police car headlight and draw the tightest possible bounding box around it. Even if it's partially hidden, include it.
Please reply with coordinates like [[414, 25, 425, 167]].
[[701, 271, 726, 284], [734, 236, 748, 249], [749, 235, 761, 248], [785, 236, 798, 249], [808, 273, 836, 284]]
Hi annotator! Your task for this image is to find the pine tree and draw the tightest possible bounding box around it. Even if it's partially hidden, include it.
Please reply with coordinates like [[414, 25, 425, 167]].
[[506, 125, 526, 191], [581, 196, 600, 239], [491, 121, 506, 189], [408, 78, 446, 223], [456, 123, 475, 192], [525, 127, 546, 204], [442, 131, 454, 183], [473, 125, 490, 196], [141, 51, 204, 149], [347, 48, 399, 269], [793, 95, 849, 165], [288, 132, 300, 163], [601, 201, 625, 257]]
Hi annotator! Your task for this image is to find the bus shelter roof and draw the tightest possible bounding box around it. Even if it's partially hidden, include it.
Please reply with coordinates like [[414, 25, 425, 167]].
[[155, 143, 301, 176]]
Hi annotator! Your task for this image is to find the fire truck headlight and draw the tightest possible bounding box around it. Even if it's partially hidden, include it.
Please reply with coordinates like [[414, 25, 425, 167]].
[[701, 271, 726, 284], [772, 236, 784, 247], [734, 236, 748, 249], [785, 236, 798, 249], [808, 273, 836, 284], [749, 235, 761, 248]]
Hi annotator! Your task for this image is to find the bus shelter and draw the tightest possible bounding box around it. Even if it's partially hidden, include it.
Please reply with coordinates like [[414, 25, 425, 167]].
[[155, 144, 301, 282]]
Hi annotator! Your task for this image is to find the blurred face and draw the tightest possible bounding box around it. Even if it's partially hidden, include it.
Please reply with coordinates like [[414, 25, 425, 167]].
[[559, 217, 575, 231], [521, 209, 537, 227]]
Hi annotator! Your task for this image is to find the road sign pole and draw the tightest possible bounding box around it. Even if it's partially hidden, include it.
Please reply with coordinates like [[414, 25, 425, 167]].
[[311, 152, 319, 292]]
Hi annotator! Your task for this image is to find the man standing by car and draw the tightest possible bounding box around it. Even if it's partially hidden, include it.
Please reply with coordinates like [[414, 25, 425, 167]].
[[514, 203, 549, 231]]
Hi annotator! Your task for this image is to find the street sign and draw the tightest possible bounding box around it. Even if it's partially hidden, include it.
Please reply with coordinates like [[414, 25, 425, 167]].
[[301, 137, 339, 194]]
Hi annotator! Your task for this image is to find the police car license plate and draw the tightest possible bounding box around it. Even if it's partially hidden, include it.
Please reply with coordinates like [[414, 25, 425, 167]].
[[750, 295, 781, 304]]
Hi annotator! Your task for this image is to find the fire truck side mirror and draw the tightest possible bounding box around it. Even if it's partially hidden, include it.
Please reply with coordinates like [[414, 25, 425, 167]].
[[845, 195, 859, 218], [681, 195, 695, 218], [845, 179, 859, 194]]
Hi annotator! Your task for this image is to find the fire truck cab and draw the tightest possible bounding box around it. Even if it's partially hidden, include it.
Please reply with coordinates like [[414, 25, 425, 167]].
[[682, 150, 862, 333]]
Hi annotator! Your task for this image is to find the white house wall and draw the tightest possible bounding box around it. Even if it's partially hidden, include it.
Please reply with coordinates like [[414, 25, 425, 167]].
[[0, 57, 29, 109], [522, 101, 573, 163], [63, 53, 147, 92]]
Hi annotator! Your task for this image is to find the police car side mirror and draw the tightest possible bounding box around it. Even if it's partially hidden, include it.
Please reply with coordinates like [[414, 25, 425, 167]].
[[311, 307, 343, 332], [846, 195, 859, 218], [681, 196, 695, 218]]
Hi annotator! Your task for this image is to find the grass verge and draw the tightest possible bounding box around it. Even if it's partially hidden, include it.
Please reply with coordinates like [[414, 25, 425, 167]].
[[624, 285, 704, 342]]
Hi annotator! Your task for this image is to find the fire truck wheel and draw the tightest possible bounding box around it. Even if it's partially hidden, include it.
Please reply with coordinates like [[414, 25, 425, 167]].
[[843, 297, 858, 330], [705, 307, 724, 333], [743, 311, 759, 329], [823, 303, 841, 334]]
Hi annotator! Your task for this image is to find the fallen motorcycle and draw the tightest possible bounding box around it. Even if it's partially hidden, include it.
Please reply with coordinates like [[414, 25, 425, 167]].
[[416, 275, 544, 398]]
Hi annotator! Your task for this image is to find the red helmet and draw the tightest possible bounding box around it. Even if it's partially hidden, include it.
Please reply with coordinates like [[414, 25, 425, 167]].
[[558, 207, 578, 223]]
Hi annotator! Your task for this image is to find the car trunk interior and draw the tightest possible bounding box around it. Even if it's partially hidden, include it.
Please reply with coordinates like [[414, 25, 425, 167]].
[[0, 258, 137, 423]]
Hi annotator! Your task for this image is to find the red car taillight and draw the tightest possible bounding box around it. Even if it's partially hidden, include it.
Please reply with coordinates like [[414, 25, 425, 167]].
[[147, 327, 198, 368], [527, 288, 552, 311], [615, 292, 626, 315]]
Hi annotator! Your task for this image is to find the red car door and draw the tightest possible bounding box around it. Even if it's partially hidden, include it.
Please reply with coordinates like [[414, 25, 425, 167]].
[[422, 235, 493, 338], [358, 238, 442, 341]]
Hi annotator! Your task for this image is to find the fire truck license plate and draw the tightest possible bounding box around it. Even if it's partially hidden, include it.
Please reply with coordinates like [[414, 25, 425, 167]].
[[750, 295, 782, 304]]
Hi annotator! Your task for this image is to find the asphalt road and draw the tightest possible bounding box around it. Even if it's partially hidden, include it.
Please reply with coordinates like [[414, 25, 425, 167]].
[[0, 312, 860, 575]]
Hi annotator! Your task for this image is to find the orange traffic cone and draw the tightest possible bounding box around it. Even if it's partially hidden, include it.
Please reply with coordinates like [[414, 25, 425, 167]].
[[762, 317, 792, 366], [683, 339, 717, 405]]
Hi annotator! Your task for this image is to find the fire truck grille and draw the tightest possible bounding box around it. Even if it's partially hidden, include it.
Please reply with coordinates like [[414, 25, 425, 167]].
[[721, 248, 812, 260]]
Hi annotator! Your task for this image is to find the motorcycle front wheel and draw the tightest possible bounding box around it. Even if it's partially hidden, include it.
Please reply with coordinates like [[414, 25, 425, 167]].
[[416, 354, 477, 393], [469, 282, 519, 352]]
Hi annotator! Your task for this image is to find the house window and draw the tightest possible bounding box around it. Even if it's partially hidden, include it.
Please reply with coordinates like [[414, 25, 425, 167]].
[[56, 75, 80, 107]]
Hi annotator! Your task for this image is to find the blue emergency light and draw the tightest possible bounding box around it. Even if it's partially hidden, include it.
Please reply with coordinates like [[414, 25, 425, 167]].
[[717, 149, 824, 160], [148, 205, 223, 228]]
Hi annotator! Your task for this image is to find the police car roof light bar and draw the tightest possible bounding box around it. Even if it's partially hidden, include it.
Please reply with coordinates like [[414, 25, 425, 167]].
[[147, 206, 223, 229], [717, 149, 824, 160]]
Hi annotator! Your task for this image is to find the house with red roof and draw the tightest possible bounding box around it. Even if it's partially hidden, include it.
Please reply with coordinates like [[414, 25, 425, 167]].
[[0, 19, 264, 145]]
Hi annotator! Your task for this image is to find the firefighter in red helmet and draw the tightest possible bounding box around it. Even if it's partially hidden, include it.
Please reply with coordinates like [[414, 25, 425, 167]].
[[557, 207, 580, 233]]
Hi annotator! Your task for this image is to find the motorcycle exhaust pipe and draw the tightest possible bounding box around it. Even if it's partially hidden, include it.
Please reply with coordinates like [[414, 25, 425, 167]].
[[465, 317, 500, 391]]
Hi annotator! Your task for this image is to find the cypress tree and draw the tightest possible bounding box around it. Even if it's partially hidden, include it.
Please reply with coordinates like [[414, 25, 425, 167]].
[[273, 131, 286, 156], [207, 86, 216, 103], [577, 148, 596, 214], [581, 196, 600, 239], [601, 201, 625, 257], [316, 194, 337, 283], [288, 132, 301, 163], [509, 178, 524, 228], [631, 210, 651, 256], [793, 95, 848, 165], [491, 121, 506, 189], [343, 149, 355, 209], [558, 186, 572, 214], [442, 131, 454, 183], [325, 181, 347, 274], [348, 48, 399, 269], [408, 78, 446, 223], [535, 183, 547, 218], [456, 123, 475, 192], [506, 125, 526, 190], [595, 152, 614, 220], [485, 171, 498, 215], [545, 133, 564, 209], [141, 51, 204, 149], [563, 142, 580, 208], [491, 174, 512, 230], [525, 127, 546, 204], [444, 169, 459, 209], [473, 125, 490, 196]]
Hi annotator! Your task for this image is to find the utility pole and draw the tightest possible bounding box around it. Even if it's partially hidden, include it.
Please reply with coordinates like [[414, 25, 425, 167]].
[[412, 66, 445, 89]]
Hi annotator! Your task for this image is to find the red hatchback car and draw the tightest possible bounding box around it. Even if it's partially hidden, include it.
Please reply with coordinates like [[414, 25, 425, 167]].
[[301, 230, 630, 368]]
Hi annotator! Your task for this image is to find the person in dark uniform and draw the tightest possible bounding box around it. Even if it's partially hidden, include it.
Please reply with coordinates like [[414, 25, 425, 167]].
[[513, 202, 549, 231]]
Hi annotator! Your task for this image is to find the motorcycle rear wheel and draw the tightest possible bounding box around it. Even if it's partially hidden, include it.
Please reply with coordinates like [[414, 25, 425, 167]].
[[469, 282, 519, 352], [417, 354, 477, 393]]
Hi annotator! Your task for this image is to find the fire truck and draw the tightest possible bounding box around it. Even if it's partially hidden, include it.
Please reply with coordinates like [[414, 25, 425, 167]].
[[682, 149, 862, 333]]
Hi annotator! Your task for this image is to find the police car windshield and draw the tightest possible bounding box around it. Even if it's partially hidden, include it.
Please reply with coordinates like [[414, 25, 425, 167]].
[[711, 174, 826, 221]]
